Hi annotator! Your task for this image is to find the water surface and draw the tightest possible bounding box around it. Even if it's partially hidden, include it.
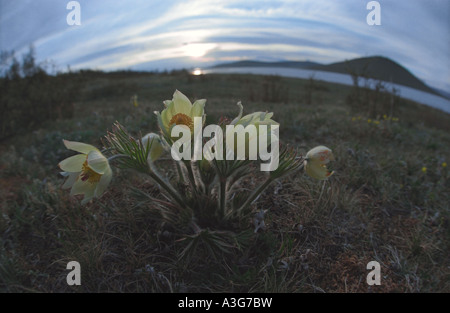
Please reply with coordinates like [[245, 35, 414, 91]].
[[203, 67, 450, 114]]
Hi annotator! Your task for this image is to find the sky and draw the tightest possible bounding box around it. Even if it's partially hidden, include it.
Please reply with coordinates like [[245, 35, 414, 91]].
[[1, 0, 449, 91]]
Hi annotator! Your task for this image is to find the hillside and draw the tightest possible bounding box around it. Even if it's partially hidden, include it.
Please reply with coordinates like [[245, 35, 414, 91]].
[[314, 56, 437, 95], [213, 56, 440, 96]]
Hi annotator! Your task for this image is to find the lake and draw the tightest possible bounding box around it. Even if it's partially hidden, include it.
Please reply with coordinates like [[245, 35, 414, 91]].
[[202, 67, 450, 114]]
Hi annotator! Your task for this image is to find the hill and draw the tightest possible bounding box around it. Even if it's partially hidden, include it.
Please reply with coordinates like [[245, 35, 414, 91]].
[[212, 56, 441, 96], [313, 56, 437, 95], [212, 60, 322, 69]]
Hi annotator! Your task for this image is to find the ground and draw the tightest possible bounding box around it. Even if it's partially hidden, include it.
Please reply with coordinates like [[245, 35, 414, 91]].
[[0, 70, 449, 292]]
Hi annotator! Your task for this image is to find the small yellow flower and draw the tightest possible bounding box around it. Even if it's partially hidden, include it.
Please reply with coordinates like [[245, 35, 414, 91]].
[[351, 117, 356, 121], [421, 167, 427, 173], [304, 146, 334, 180], [367, 119, 372, 123], [58, 140, 112, 205], [131, 94, 138, 107], [142, 133, 164, 162], [383, 114, 388, 120], [392, 117, 399, 122], [374, 120, 380, 125], [442, 162, 447, 168], [155, 90, 206, 140], [357, 116, 362, 120]]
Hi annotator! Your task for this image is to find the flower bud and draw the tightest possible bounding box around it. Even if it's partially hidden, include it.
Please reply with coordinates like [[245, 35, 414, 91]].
[[142, 133, 164, 162], [304, 146, 334, 180]]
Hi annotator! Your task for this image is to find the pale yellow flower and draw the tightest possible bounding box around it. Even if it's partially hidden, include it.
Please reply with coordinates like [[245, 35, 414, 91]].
[[229, 102, 278, 128], [226, 102, 279, 159], [142, 133, 164, 162], [58, 140, 112, 204], [155, 90, 206, 139], [304, 146, 334, 180]]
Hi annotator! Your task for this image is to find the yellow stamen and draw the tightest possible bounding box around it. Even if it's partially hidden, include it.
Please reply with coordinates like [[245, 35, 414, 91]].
[[169, 113, 194, 131], [80, 161, 101, 184]]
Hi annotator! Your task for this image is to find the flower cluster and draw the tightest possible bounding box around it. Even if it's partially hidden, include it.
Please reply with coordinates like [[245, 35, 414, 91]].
[[421, 161, 447, 175], [351, 114, 399, 125], [59, 90, 335, 253]]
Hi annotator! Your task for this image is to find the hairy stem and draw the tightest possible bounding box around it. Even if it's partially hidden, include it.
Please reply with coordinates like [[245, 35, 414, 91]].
[[218, 176, 227, 218], [107, 154, 130, 162], [147, 161, 186, 208], [183, 160, 198, 195], [191, 161, 206, 194]]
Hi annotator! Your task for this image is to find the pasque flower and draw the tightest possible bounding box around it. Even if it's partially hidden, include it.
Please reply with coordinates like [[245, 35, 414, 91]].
[[304, 146, 334, 180], [155, 90, 206, 140], [226, 102, 279, 159], [142, 133, 164, 162], [229, 102, 278, 128], [58, 140, 112, 204]]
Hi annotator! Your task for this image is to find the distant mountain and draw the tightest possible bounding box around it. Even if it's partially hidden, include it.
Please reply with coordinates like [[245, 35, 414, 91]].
[[313, 56, 438, 95], [432, 88, 450, 100], [212, 60, 322, 69], [212, 56, 444, 97]]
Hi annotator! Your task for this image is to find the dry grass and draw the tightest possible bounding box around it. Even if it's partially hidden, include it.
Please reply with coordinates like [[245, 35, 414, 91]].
[[1, 70, 449, 292]]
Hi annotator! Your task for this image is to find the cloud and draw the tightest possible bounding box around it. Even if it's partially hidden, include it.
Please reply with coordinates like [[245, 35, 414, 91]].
[[1, 0, 448, 91]]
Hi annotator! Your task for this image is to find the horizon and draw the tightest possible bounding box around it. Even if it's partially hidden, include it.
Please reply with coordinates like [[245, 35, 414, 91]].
[[1, 0, 449, 92]]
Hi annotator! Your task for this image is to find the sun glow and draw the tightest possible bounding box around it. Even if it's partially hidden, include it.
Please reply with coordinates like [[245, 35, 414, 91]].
[[192, 68, 203, 75], [183, 43, 216, 58]]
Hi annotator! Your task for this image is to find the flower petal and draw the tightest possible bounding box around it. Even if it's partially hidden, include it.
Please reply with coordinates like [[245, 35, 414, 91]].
[[142, 133, 164, 161], [237, 112, 267, 127], [306, 146, 334, 164], [70, 179, 96, 196], [305, 160, 333, 180], [95, 167, 112, 197], [163, 100, 172, 108], [87, 150, 109, 174], [172, 90, 192, 115], [63, 140, 97, 154], [81, 188, 96, 205], [160, 107, 172, 131], [264, 112, 274, 120], [58, 154, 86, 172], [191, 99, 206, 117], [62, 172, 79, 189], [230, 101, 244, 125]]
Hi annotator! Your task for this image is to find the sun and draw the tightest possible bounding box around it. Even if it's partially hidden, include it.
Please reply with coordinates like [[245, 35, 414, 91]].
[[192, 68, 203, 75], [183, 43, 216, 58]]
